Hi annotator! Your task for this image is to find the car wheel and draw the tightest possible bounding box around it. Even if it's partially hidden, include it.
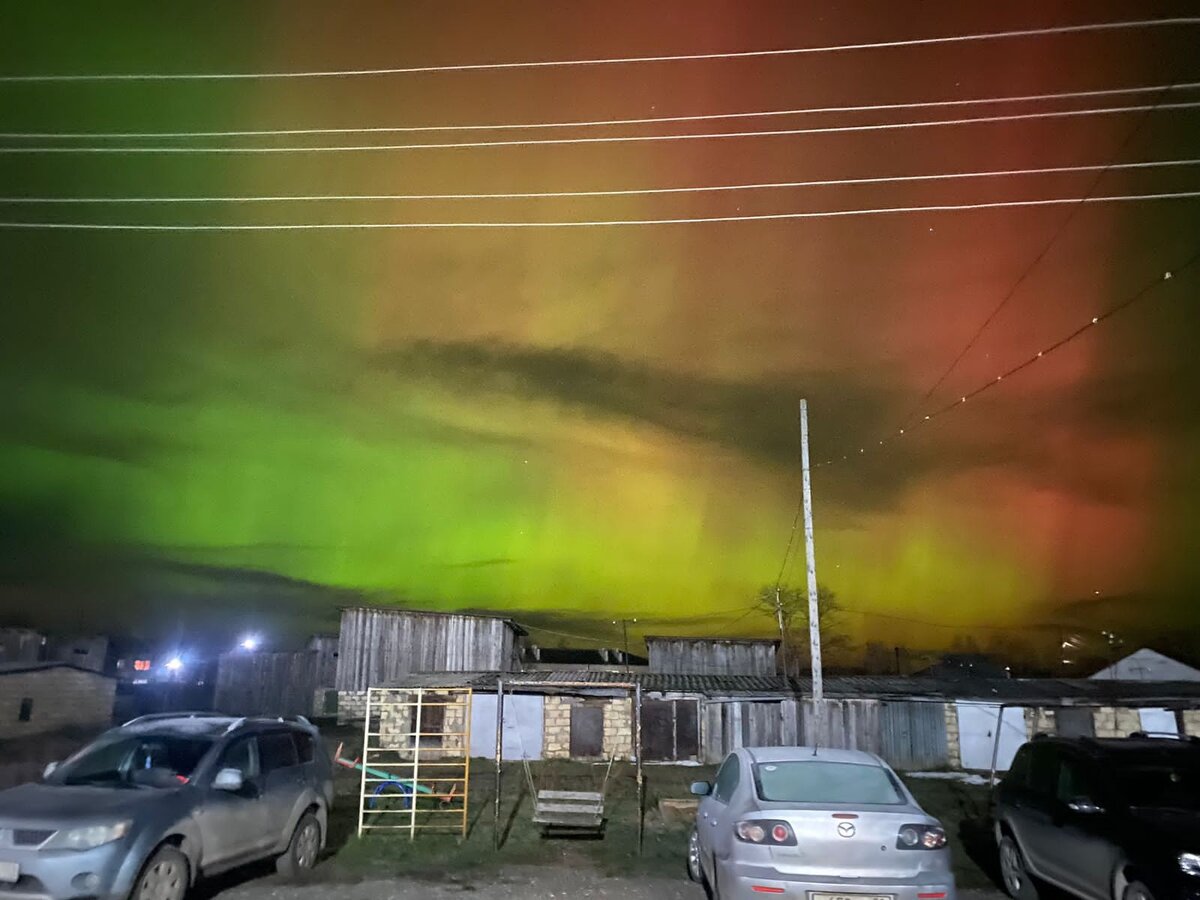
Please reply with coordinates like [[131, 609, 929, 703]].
[[1124, 881, 1155, 900], [687, 829, 707, 884], [276, 812, 322, 878], [999, 835, 1039, 900], [129, 846, 189, 900]]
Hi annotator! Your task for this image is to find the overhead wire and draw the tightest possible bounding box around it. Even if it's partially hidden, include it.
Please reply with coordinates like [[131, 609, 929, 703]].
[[3, 190, 1198, 230], [897, 79, 1188, 428], [5, 101, 1200, 154], [3, 158, 1197, 205], [5, 81, 1199, 139], [1, 18, 1196, 82], [814, 249, 1200, 468]]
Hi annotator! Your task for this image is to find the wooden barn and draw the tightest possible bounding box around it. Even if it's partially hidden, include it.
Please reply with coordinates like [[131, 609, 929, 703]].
[[215, 635, 339, 717], [333, 607, 524, 712], [645, 636, 779, 676]]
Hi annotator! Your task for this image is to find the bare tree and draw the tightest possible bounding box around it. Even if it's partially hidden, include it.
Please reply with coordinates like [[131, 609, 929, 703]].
[[756, 584, 851, 674]]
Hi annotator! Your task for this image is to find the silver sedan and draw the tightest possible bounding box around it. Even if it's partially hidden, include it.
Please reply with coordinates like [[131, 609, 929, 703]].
[[688, 746, 956, 900]]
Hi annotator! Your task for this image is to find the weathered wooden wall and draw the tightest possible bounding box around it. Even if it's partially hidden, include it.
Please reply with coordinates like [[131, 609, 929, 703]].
[[214, 649, 336, 717], [699, 698, 888, 763], [647, 639, 777, 675], [335, 608, 519, 691]]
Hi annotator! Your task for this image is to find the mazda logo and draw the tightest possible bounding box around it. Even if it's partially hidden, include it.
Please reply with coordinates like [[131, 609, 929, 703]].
[[837, 822, 856, 838]]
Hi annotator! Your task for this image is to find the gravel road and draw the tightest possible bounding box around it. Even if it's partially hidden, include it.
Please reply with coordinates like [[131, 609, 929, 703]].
[[217, 867, 706, 899], [215, 867, 1006, 900]]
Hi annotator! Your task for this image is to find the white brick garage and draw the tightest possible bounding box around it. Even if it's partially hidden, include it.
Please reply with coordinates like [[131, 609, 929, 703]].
[[0, 662, 116, 739]]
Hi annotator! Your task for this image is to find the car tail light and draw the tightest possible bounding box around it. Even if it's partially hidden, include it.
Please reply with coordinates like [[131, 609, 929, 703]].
[[897, 824, 947, 850], [735, 820, 797, 846]]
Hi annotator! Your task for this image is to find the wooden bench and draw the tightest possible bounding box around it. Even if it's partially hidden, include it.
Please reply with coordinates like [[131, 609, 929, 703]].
[[533, 789, 606, 833]]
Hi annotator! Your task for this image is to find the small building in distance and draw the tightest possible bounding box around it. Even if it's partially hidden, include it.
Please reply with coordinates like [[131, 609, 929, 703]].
[[1091, 648, 1200, 682], [45, 634, 110, 674], [645, 636, 779, 675], [0, 662, 116, 739], [0, 628, 47, 665]]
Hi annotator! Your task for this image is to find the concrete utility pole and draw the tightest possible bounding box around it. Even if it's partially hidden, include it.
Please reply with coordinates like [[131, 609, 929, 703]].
[[775, 587, 790, 676], [799, 399, 823, 702]]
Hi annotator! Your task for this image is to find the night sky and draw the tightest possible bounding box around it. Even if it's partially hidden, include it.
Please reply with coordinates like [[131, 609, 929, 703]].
[[2, 1, 1199, 658]]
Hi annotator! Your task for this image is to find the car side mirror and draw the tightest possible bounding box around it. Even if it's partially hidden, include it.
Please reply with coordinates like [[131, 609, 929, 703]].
[[42, 762, 58, 780], [689, 781, 712, 796], [1067, 797, 1103, 814], [213, 768, 245, 792]]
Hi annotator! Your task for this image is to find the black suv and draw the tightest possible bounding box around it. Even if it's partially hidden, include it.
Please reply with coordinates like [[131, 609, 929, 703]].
[[993, 734, 1200, 900]]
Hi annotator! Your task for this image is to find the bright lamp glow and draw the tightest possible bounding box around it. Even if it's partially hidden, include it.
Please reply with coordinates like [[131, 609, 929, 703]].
[[164, 657, 183, 672], [239, 635, 260, 651]]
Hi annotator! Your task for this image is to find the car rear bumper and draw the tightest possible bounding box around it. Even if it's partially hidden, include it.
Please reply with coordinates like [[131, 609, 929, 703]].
[[717, 862, 956, 900]]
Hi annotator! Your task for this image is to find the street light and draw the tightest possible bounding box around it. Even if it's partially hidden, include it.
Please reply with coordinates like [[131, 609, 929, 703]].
[[164, 657, 183, 672], [239, 635, 260, 652]]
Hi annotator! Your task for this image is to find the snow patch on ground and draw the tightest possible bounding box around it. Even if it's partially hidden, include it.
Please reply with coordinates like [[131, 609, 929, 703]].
[[906, 771, 990, 786]]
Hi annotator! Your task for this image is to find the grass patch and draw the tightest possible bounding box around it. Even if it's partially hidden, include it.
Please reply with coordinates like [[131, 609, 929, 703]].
[[322, 757, 1000, 890]]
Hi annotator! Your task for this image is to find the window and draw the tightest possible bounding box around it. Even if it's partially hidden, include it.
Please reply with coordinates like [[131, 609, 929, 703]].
[[257, 731, 299, 773], [292, 731, 315, 764], [1056, 755, 1100, 804], [53, 735, 212, 786], [216, 736, 259, 779], [753, 761, 904, 805], [713, 754, 741, 803], [418, 703, 446, 748], [18, 698, 33, 722], [1005, 745, 1032, 789], [1028, 743, 1057, 797]]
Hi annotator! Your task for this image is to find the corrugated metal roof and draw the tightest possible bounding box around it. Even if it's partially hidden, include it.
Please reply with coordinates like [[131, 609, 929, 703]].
[[375, 669, 1200, 703]]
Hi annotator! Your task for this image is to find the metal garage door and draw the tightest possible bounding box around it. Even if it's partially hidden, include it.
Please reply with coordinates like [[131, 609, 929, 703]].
[[880, 701, 948, 770]]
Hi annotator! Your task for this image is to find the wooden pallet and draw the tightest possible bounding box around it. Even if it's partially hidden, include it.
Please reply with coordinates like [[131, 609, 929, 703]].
[[533, 789, 605, 832]]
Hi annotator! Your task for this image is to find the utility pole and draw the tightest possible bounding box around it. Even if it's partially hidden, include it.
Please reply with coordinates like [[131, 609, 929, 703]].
[[775, 587, 790, 677], [614, 618, 637, 671], [799, 400, 824, 703]]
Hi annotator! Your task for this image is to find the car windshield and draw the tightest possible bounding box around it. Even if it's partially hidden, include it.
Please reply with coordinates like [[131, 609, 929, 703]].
[[1114, 755, 1200, 811], [52, 734, 213, 788], [753, 761, 905, 804]]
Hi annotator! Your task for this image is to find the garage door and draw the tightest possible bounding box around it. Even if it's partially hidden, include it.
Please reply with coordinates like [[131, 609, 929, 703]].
[[470, 694, 544, 760], [956, 702, 1028, 771]]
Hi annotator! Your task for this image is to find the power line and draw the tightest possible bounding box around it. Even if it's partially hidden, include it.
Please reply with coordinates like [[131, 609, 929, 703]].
[[2, 18, 1195, 82], [4, 158, 1196, 206], [6, 81, 1199, 139], [3, 190, 1198, 230], [898, 79, 1186, 427], [816, 251, 1200, 468], [5, 101, 1199, 154]]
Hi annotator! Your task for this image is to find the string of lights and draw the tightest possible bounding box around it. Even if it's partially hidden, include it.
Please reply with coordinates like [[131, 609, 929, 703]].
[[813, 249, 1200, 469], [896, 77, 1185, 428], [2, 18, 1195, 82], [3, 158, 1197, 205], [5, 101, 1199, 155], [3, 190, 1197, 230], [5, 81, 1198, 140]]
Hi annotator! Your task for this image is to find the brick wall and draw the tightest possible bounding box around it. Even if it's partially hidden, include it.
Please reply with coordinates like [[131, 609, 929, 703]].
[[1183, 710, 1200, 737], [943, 703, 961, 769], [541, 696, 632, 760], [1093, 706, 1145, 737], [337, 691, 369, 724], [1028, 707, 1055, 737], [0, 669, 115, 739]]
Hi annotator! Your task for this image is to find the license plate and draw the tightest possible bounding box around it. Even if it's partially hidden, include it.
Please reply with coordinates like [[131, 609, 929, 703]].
[[811, 894, 894, 900], [0, 861, 18, 883]]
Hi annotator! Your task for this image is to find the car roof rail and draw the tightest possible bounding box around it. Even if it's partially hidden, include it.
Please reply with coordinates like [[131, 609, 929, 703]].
[[121, 711, 226, 727], [1127, 731, 1199, 743]]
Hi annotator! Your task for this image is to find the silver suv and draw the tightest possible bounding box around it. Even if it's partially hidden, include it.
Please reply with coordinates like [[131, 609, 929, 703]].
[[0, 713, 334, 900]]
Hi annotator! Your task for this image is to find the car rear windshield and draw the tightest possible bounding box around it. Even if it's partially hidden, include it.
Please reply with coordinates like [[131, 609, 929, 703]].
[[753, 761, 905, 804], [54, 734, 213, 787]]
